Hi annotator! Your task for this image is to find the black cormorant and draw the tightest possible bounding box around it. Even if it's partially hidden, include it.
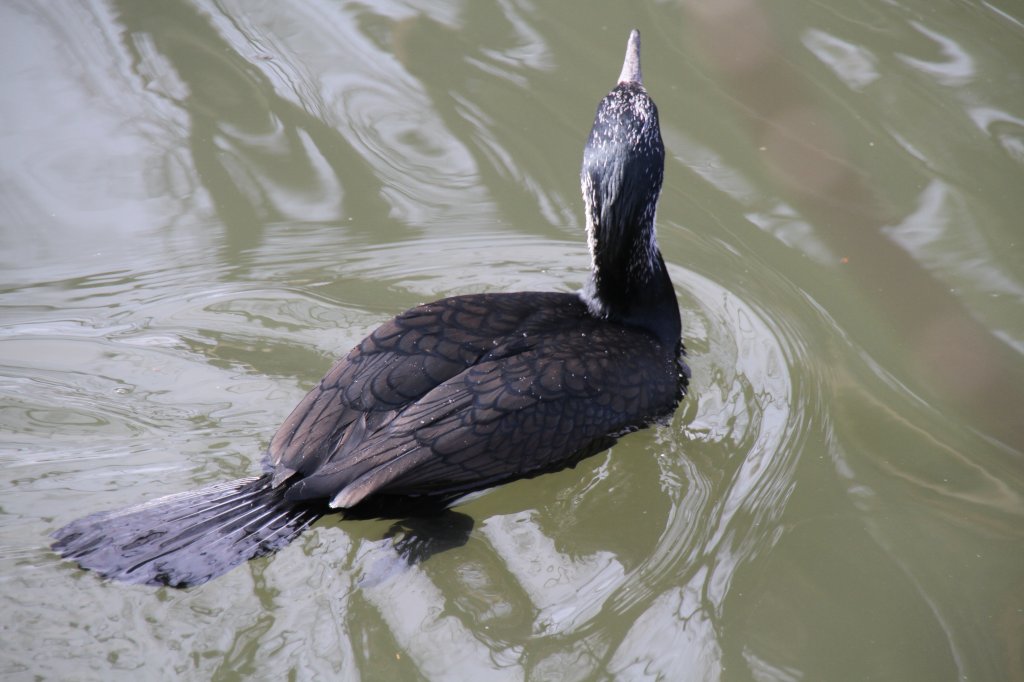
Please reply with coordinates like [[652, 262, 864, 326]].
[[52, 29, 689, 587]]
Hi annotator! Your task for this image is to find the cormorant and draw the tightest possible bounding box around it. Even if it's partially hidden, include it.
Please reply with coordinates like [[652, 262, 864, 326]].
[[52, 29, 689, 587]]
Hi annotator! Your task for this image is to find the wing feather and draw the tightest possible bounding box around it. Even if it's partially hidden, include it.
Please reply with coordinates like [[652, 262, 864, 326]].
[[268, 293, 585, 481], [283, 325, 679, 507]]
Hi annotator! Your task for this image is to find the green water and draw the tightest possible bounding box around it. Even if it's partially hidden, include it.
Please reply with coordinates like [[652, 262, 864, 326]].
[[2, 1, 1022, 680]]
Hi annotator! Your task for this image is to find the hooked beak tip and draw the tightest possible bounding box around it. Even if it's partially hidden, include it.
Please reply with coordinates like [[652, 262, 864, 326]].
[[618, 29, 642, 85]]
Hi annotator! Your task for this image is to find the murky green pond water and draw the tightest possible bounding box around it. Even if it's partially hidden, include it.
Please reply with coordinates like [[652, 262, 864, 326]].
[[2, 1, 1022, 680]]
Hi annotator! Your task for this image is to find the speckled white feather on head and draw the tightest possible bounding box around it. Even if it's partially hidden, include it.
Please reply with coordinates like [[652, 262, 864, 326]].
[[579, 30, 665, 320]]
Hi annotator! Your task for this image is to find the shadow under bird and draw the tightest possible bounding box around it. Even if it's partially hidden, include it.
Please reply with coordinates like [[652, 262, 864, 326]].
[[52, 30, 690, 587]]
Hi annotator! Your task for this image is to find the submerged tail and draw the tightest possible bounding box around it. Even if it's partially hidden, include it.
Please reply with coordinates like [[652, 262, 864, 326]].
[[52, 475, 322, 587]]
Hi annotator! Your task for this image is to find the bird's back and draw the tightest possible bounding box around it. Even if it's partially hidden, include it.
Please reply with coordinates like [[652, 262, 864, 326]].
[[270, 291, 687, 508]]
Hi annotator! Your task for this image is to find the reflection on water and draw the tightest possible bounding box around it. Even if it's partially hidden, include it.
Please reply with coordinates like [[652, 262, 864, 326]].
[[1, 0, 1022, 680]]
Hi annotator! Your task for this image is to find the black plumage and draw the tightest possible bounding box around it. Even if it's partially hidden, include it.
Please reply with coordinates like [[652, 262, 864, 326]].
[[52, 29, 689, 587]]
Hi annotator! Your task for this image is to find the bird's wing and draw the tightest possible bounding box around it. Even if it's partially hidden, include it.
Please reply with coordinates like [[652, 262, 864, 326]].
[[267, 293, 580, 483], [282, 328, 677, 508]]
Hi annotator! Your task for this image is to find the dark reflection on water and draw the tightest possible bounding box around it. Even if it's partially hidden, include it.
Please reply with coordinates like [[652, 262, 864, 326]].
[[1, 0, 1022, 680]]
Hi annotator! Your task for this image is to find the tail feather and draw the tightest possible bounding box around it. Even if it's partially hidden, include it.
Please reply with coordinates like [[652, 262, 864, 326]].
[[52, 475, 322, 587]]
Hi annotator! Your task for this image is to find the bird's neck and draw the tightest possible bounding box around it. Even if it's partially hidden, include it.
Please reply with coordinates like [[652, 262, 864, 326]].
[[581, 210, 681, 347]]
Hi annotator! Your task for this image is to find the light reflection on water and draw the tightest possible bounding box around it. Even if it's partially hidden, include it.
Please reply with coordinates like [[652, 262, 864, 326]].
[[1, 0, 1022, 680]]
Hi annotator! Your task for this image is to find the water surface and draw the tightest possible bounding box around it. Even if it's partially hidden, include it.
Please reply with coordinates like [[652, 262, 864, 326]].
[[2, 1, 1022, 680]]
